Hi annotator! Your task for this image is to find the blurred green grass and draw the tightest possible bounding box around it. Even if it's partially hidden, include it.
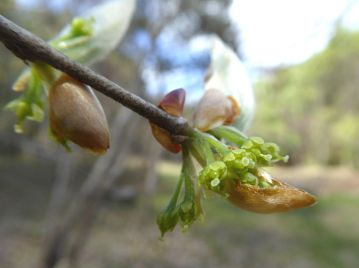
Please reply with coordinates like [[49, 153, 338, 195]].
[[153, 167, 359, 268], [1, 157, 359, 268]]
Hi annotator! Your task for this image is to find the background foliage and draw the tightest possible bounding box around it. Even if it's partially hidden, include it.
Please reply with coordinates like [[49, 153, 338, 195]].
[[252, 29, 359, 168]]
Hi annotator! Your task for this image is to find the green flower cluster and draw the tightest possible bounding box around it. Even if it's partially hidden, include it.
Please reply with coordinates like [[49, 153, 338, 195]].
[[157, 127, 288, 237], [199, 127, 288, 194]]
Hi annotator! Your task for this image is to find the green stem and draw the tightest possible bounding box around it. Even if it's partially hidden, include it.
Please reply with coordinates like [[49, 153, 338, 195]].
[[203, 133, 230, 155], [179, 145, 202, 227], [182, 145, 195, 200], [187, 129, 215, 166], [165, 169, 184, 211], [208, 126, 248, 146], [189, 146, 206, 167]]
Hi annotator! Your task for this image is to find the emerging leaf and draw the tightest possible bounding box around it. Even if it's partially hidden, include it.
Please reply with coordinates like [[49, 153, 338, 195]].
[[52, 0, 136, 65], [5, 68, 44, 133], [49, 74, 110, 154]]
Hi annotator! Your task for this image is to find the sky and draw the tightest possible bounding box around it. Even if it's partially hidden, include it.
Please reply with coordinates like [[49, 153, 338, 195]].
[[230, 0, 359, 68]]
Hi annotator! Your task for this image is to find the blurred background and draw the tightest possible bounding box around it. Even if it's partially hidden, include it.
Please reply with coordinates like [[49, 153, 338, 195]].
[[1, 0, 359, 267]]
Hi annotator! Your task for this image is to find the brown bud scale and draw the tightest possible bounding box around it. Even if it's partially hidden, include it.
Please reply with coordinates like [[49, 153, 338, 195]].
[[49, 74, 110, 154], [226, 179, 316, 213], [150, 88, 186, 153]]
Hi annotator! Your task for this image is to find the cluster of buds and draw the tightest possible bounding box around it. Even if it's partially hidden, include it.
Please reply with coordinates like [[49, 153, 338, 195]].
[[6, 16, 113, 154], [153, 88, 316, 237], [199, 128, 289, 193], [197, 127, 315, 213], [6, 0, 136, 150]]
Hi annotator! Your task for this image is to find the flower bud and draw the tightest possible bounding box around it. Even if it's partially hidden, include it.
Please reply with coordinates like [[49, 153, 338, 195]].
[[49, 74, 110, 154], [157, 208, 179, 237], [150, 88, 186, 153], [225, 171, 316, 213], [199, 161, 227, 193], [192, 88, 240, 131], [204, 35, 255, 131]]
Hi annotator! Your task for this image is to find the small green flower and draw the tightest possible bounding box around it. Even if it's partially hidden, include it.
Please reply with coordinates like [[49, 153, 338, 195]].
[[157, 207, 179, 238], [223, 150, 254, 171], [199, 161, 227, 193]]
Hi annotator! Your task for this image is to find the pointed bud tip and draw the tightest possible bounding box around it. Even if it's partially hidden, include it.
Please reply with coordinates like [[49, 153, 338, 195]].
[[159, 88, 186, 117], [226, 179, 316, 213]]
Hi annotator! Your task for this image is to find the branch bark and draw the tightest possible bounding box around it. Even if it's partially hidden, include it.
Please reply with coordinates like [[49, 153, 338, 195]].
[[0, 15, 189, 135]]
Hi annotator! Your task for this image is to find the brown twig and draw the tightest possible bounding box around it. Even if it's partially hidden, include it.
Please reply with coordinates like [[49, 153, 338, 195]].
[[0, 15, 189, 135]]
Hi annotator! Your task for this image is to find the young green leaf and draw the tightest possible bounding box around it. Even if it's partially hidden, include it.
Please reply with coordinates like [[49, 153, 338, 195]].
[[52, 0, 136, 65], [5, 68, 44, 133]]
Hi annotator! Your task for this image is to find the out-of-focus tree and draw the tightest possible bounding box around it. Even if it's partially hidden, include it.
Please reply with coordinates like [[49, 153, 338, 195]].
[[252, 29, 359, 168]]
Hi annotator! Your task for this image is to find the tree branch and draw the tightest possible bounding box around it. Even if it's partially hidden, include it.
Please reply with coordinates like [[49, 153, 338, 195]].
[[0, 15, 189, 135]]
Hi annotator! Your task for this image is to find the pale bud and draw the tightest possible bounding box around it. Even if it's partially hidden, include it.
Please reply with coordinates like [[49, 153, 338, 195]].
[[192, 88, 240, 131], [49, 74, 110, 154], [193, 35, 255, 132]]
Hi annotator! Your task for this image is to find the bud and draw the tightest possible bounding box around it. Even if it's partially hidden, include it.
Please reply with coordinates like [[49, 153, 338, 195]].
[[49, 74, 110, 154], [53, 0, 136, 65], [157, 208, 179, 237], [225, 171, 316, 213], [192, 88, 240, 131], [150, 88, 186, 153], [195, 35, 255, 131], [199, 161, 227, 193]]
